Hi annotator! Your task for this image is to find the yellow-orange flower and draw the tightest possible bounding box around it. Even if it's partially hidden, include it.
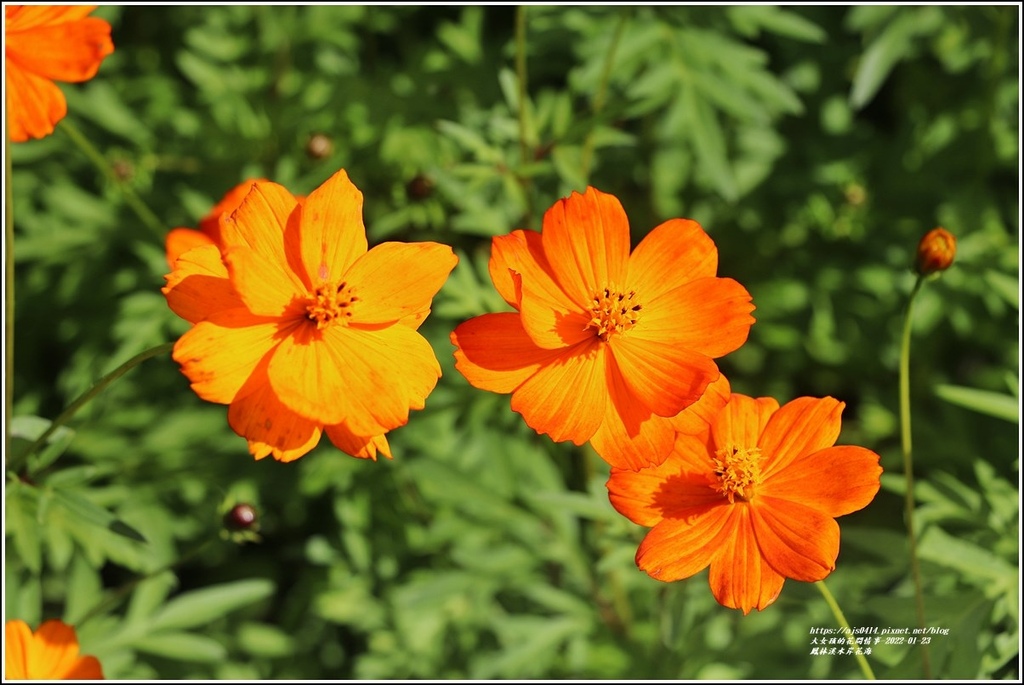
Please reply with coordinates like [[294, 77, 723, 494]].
[[162, 169, 457, 462], [451, 187, 754, 470], [4, 6, 114, 142], [606, 393, 882, 614], [165, 178, 270, 268], [5, 619, 103, 680]]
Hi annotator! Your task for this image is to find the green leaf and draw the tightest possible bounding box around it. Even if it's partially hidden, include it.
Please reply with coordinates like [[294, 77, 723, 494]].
[[934, 384, 1019, 423], [50, 488, 148, 543], [5, 481, 42, 573], [150, 578, 274, 632], [8, 415, 75, 473], [917, 526, 1017, 586], [236, 622, 296, 658], [131, 631, 228, 662]]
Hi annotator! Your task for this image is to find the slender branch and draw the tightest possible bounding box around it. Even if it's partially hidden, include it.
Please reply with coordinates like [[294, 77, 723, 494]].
[[898, 275, 933, 678], [580, 8, 629, 183], [514, 4, 535, 228], [58, 118, 166, 240], [75, 539, 215, 627], [11, 342, 175, 472], [5, 125, 15, 472], [815, 580, 876, 680]]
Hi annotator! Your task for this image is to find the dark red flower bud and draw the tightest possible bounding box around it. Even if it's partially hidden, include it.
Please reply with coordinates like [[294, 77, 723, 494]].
[[915, 227, 956, 276], [223, 503, 259, 531]]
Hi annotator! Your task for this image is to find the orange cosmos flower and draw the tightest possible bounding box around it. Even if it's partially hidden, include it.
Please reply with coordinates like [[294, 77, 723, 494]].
[[451, 187, 754, 470], [4, 6, 114, 142], [165, 178, 271, 267], [5, 619, 103, 679], [606, 393, 883, 614], [162, 169, 457, 462]]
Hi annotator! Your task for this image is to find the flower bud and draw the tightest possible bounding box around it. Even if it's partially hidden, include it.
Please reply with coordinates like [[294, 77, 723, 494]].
[[223, 503, 259, 532], [915, 227, 956, 276]]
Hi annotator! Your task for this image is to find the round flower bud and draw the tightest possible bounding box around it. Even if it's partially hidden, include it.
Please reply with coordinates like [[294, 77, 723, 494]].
[[306, 133, 333, 160], [915, 227, 956, 276], [223, 503, 259, 532]]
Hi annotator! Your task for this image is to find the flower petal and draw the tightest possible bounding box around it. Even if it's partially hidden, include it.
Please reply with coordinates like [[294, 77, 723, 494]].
[[4, 59, 66, 142], [31, 620, 86, 680], [163, 244, 244, 324], [707, 506, 786, 614], [198, 178, 270, 244], [488, 229, 550, 309], [626, 218, 718, 299], [494, 229, 593, 350], [5, 619, 30, 679], [759, 397, 844, 479], [325, 424, 393, 461], [221, 182, 306, 316], [61, 656, 105, 680], [510, 339, 607, 445], [710, 394, 780, 452], [173, 310, 287, 405], [589, 355, 675, 470], [227, 360, 323, 463], [606, 443, 720, 527], [668, 373, 731, 438], [295, 168, 367, 285], [165, 227, 215, 268], [268, 322, 440, 432], [760, 445, 882, 518], [344, 242, 457, 325], [6, 6, 98, 31], [635, 504, 736, 582], [610, 334, 720, 417], [638, 276, 755, 359], [451, 312, 564, 394], [751, 497, 839, 582], [5, 14, 112, 82], [541, 187, 631, 309]]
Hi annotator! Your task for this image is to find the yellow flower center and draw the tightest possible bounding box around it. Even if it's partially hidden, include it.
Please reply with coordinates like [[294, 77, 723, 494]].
[[305, 281, 357, 330], [588, 286, 642, 341], [712, 445, 763, 503]]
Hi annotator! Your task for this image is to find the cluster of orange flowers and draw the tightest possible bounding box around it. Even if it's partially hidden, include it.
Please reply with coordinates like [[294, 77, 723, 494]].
[[8, 5, 942, 678]]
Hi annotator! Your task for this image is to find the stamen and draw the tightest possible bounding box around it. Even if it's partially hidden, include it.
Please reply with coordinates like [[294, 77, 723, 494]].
[[306, 281, 357, 330], [587, 285, 642, 341], [712, 445, 763, 503]]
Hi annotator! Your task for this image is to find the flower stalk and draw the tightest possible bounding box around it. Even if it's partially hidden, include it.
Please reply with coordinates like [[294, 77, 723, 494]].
[[898, 273, 933, 679], [816, 580, 876, 680], [59, 118, 166, 241], [12, 342, 175, 472]]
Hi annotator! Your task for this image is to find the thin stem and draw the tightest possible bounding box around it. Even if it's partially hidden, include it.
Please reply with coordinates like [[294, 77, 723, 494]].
[[815, 580, 876, 680], [58, 118, 166, 240], [75, 539, 215, 627], [514, 4, 535, 228], [11, 342, 175, 472], [5, 126, 15, 472], [899, 274, 933, 678], [580, 8, 629, 183]]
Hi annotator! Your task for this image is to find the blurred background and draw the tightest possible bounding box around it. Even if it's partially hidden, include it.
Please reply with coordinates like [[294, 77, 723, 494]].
[[5, 5, 1019, 679]]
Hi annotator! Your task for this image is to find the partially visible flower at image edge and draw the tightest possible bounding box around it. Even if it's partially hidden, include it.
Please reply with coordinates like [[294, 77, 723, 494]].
[[606, 393, 882, 614], [164, 178, 270, 268], [162, 169, 458, 462], [4, 5, 114, 142], [5, 619, 103, 680], [451, 186, 754, 471]]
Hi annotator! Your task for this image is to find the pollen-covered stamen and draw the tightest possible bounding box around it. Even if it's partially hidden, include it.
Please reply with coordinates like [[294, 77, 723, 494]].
[[712, 445, 763, 503], [587, 286, 642, 341], [305, 281, 358, 330]]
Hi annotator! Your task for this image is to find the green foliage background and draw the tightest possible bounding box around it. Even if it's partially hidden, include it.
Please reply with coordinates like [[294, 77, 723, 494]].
[[5, 5, 1019, 680]]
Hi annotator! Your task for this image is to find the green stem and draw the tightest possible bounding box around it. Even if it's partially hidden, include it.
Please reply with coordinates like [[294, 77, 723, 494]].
[[75, 539, 215, 627], [11, 342, 175, 472], [899, 275, 933, 678], [579, 8, 629, 183], [58, 118, 165, 240], [514, 4, 535, 228], [815, 580, 876, 680], [6, 126, 15, 477]]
